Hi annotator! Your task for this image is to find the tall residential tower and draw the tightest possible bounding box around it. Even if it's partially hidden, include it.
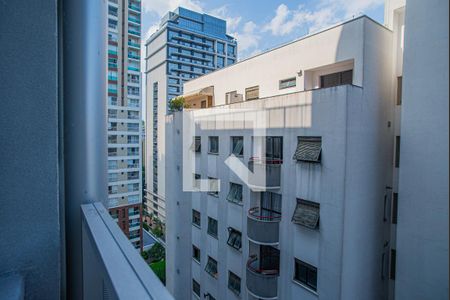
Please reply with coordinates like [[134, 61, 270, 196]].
[[107, 0, 143, 250], [145, 7, 237, 224]]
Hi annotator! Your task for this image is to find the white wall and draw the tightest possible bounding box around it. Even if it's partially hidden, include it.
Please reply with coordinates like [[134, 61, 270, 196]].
[[395, 0, 449, 298]]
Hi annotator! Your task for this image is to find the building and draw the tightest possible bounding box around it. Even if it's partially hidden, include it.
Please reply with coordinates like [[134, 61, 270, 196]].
[[107, 0, 143, 250], [384, 0, 449, 299], [0, 0, 173, 298], [165, 15, 395, 300], [145, 7, 238, 224], [164, 1, 449, 298]]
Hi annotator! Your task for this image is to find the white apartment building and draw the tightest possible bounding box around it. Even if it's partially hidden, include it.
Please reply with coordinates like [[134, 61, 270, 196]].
[[106, 0, 143, 249], [165, 15, 395, 300], [164, 1, 448, 299]]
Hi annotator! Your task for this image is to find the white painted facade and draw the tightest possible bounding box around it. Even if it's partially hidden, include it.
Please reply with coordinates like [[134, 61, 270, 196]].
[[165, 16, 397, 300]]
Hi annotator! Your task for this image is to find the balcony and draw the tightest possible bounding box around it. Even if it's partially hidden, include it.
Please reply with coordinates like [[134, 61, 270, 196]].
[[128, 29, 140, 36], [128, 4, 141, 12], [81, 203, 172, 299], [247, 207, 281, 245], [128, 41, 140, 48], [246, 255, 279, 299], [128, 16, 141, 24], [128, 53, 140, 60], [247, 159, 282, 191]]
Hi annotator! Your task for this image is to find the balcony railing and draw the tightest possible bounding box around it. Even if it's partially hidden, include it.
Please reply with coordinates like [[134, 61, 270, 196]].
[[248, 159, 282, 191], [128, 66, 140, 72], [81, 203, 173, 299], [247, 208, 281, 245], [128, 29, 140, 36], [128, 4, 141, 12], [128, 16, 141, 24], [128, 41, 140, 48], [246, 255, 279, 299]]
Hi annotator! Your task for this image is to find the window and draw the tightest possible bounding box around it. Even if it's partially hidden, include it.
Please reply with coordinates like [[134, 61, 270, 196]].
[[207, 217, 218, 238], [292, 199, 320, 229], [217, 56, 225, 68], [207, 177, 219, 197], [192, 209, 201, 227], [193, 279, 200, 297], [208, 136, 219, 154], [231, 136, 244, 156], [390, 249, 396, 280], [293, 137, 322, 163], [279, 77, 296, 89], [397, 76, 403, 105], [205, 257, 218, 278], [320, 70, 353, 88], [228, 271, 241, 295], [217, 42, 225, 54], [245, 86, 259, 101], [264, 136, 283, 161], [395, 136, 401, 168], [392, 193, 398, 224], [193, 136, 201, 153], [294, 259, 317, 291], [193, 245, 201, 262], [193, 174, 201, 190], [225, 91, 242, 104], [227, 183, 243, 204], [227, 228, 242, 250]]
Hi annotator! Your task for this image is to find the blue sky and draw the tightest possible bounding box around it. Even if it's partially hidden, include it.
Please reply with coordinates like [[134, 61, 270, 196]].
[[141, 0, 385, 59]]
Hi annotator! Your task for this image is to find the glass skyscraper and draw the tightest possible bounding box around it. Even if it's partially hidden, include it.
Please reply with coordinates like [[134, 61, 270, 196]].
[[145, 7, 237, 224]]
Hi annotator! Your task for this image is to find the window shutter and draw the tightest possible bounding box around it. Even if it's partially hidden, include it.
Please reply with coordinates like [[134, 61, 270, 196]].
[[292, 199, 320, 229], [293, 137, 322, 163]]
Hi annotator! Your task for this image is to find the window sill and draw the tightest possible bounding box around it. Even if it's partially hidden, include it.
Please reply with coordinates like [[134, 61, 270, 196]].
[[193, 258, 201, 265], [227, 200, 243, 207], [192, 223, 201, 230], [292, 279, 318, 296], [208, 152, 219, 156], [230, 154, 244, 158], [207, 193, 219, 198], [193, 293, 201, 300], [207, 233, 218, 240]]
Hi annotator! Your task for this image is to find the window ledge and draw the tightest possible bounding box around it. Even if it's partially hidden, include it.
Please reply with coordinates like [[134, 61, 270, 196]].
[[193, 258, 201, 265], [207, 193, 219, 198], [192, 223, 201, 230], [227, 200, 243, 207], [208, 233, 218, 240], [292, 279, 318, 296], [208, 152, 219, 156]]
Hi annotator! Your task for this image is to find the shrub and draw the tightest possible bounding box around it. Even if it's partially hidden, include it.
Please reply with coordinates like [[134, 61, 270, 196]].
[[148, 242, 165, 262], [168, 96, 190, 111], [141, 251, 149, 260]]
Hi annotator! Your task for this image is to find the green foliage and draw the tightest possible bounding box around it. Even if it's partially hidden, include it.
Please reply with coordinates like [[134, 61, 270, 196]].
[[141, 251, 149, 260], [149, 260, 166, 284], [148, 242, 165, 262], [168, 96, 190, 111], [142, 222, 150, 231]]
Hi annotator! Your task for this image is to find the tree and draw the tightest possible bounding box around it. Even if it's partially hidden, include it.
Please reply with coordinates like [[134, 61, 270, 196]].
[[168, 96, 190, 111], [148, 242, 165, 262]]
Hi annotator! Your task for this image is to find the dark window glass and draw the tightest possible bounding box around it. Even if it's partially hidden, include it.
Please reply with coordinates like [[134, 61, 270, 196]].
[[320, 70, 353, 88], [294, 259, 318, 291]]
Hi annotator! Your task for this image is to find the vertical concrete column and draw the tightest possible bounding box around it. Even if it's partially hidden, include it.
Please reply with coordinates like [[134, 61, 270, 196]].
[[62, 0, 108, 298]]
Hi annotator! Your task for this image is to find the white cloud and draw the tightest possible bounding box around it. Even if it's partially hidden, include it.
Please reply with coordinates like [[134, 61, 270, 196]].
[[231, 21, 261, 59], [209, 5, 242, 32], [142, 0, 203, 17], [263, 0, 384, 36]]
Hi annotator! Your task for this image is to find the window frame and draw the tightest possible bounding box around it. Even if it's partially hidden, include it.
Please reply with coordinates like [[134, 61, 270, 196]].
[[320, 69, 353, 88], [294, 258, 318, 292], [292, 199, 320, 230], [293, 136, 322, 163], [228, 271, 241, 296], [192, 245, 201, 263], [226, 227, 242, 251], [207, 217, 218, 238], [279, 77, 297, 89], [230, 136, 244, 157], [245, 86, 259, 101], [226, 182, 243, 205], [193, 279, 201, 297], [192, 209, 201, 228], [207, 177, 219, 197], [208, 136, 219, 155], [205, 256, 218, 279]]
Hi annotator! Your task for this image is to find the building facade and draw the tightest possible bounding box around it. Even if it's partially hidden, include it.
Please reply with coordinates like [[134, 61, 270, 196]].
[[385, 0, 449, 299], [165, 16, 396, 300], [145, 7, 237, 224], [107, 0, 143, 250], [164, 0, 449, 298]]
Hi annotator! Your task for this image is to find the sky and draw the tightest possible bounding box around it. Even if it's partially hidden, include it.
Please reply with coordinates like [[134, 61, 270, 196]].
[[139, 0, 385, 121], [140, 0, 385, 60]]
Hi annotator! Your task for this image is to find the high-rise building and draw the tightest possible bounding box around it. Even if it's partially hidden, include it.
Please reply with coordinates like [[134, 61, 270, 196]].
[[384, 0, 449, 299], [164, 1, 449, 299], [145, 7, 238, 224], [106, 0, 143, 250]]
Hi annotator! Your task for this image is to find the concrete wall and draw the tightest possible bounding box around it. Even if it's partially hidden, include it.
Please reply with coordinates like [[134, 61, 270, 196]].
[[0, 1, 62, 298], [395, 0, 449, 298]]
